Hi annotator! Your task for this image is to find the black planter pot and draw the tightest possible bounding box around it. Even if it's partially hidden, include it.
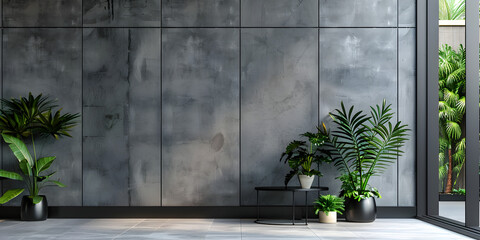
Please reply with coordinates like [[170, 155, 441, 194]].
[[21, 195, 48, 221], [344, 197, 377, 222]]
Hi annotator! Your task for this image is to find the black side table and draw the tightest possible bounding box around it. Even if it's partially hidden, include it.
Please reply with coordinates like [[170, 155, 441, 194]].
[[254, 186, 329, 225]]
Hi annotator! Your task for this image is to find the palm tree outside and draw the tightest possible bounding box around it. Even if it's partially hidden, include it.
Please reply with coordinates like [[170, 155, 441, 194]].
[[438, 44, 466, 194]]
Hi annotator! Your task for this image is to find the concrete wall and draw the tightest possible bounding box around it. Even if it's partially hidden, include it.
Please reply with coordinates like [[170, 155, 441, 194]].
[[0, 0, 417, 208]]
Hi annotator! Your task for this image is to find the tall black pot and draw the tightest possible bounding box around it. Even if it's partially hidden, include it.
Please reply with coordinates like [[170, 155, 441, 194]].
[[21, 195, 48, 221], [344, 197, 376, 222]]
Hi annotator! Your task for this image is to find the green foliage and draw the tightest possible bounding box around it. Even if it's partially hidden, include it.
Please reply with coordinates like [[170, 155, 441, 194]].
[[280, 127, 330, 186], [0, 93, 79, 139], [0, 134, 65, 204], [319, 101, 409, 200], [0, 189, 24, 204], [452, 188, 466, 195], [439, 0, 465, 20], [0, 93, 79, 205], [438, 44, 468, 193], [314, 195, 345, 216]]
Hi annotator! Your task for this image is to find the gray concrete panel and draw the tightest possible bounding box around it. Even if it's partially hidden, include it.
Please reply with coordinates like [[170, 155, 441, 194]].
[[241, 28, 318, 205], [399, 0, 416, 27], [398, 28, 416, 206], [3, 0, 81, 27], [162, 28, 240, 206], [319, 0, 397, 27], [162, 0, 239, 27], [83, 0, 161, 27], [83, 28, 161, 206], [2, 28, 82, 206], [319, 28, 398, 206], [241, 0, 317, 27]]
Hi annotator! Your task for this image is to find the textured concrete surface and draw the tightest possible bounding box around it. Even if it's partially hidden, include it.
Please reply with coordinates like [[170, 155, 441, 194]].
[[162, 28, 240, 206], [162, 0, 239, 27], [3, 0, 81, 27], [0, 1, 417, 208], [83, 0, 161, 27], [399, 0, 416, 27], [241, 28, 318, 205], [241, 0, 317, 27], [319, 28, 398, 206], [2, 28, 83, 206], [319, 0, 397, 27], [83, 28, 161, 206], [0, 218, 472, 240], [398, 28, 416, 207]]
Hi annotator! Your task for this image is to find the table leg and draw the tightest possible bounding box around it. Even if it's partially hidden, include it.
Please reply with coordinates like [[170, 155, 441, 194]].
[[292, 191, 295, 225], [256, 190, 259, 222], [305, 192, 308, 225]]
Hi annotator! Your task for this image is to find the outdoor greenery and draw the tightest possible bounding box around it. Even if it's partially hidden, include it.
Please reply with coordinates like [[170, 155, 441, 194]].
[[314, 195, 345, 216], [280, 127, 330, 186], [319, 101, 409, 201], [452, 188, 466, 195], [0, 93, 79, 204], [438, 44, 466, 194], [439, 0, 465, 20]]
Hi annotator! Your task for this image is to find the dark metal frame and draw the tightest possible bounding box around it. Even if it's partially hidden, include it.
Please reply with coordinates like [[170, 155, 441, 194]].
[[254, 186, 328, 225], [418, 0, 480, 236]]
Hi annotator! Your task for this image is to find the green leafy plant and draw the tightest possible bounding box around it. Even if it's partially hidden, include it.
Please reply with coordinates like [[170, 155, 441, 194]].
[[280, 127, 330, 186], [438, 44, 466, 194], [314, 194, 345, 216], [0, 134, 64, 204], [452, 188, 466, 195], [319, 101, 409, 201], [439, 0, 465, 20], [0, 93, 79, 204]]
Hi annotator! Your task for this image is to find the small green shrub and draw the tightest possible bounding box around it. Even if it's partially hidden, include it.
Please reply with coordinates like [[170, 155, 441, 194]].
[[314, 195, 345, 216]]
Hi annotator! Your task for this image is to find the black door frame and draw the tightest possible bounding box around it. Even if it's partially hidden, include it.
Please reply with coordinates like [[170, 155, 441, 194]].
[[417, 0, 480, 236]]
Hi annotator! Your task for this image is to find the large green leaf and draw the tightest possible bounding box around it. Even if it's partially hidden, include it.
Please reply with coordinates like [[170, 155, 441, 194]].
[[35, 156, 56, 175], [0, 189, 24, 204], [1, 134, 33, 166], [0, 169, 23, 181], [19, 159, 32, 176]]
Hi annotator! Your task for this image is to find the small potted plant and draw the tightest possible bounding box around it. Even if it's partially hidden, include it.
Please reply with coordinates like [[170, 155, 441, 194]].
[[314, 195, 345, 223], [319, 100, 409, 222], [280, 128, 330, 189], [0, 93, 79, 221]]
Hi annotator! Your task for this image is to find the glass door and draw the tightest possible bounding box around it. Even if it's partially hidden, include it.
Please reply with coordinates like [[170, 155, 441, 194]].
[[438, 0, 466, 223], [423, 0, 480, 230]]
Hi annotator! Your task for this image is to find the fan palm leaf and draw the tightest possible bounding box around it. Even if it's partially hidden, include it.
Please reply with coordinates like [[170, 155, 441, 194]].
[[320, 100, 409, 197]]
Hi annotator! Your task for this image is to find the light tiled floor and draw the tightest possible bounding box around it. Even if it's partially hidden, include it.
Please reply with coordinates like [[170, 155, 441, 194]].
[[0, 218, 473, 240]]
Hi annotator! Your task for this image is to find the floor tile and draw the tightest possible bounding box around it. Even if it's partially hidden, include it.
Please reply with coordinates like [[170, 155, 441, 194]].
[[0, 218, 473, 239]]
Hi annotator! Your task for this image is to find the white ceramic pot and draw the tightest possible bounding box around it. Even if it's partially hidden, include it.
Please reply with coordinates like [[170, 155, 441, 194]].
[[298, 175, 315, 189], [318, 211, 337, 223]]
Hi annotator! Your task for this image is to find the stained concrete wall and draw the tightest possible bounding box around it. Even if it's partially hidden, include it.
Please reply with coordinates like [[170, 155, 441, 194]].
[[0, 0, 417, 207]]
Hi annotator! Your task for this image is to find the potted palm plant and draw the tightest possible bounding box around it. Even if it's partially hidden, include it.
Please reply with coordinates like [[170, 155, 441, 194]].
[[314, 194, 344, 223], [319, 100, 409, 222], [280, 129, 329, 189], [0, 93, 79, 221]]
